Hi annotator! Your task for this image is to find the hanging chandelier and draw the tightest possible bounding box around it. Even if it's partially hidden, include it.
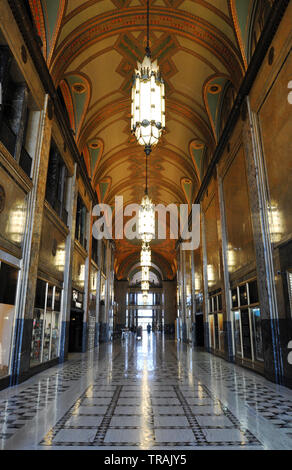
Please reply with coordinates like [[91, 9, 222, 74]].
[[142, 266, 150, 282], [138, 152, 155, 242], [130, 0, 165, 156], [140, 242, 151, 267], [141, 280, 149, 291]]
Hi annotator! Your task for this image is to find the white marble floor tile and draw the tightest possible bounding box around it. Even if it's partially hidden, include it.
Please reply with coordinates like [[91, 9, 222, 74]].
[[154, 416, 190, 427], [104, 429, 142, 443], [152, 406, 185, 415], [65, 415, 103, 427], [154, 429, 195, 443], [109, 416, 145, 427], [202, 429, 247, 443], [195, 415, 234, 427], [52, 428, 97, 443], [73, 406, 108, 415]]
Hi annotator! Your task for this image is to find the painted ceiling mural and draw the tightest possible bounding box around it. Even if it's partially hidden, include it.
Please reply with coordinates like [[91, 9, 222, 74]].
[[28, 0, 261, 280]]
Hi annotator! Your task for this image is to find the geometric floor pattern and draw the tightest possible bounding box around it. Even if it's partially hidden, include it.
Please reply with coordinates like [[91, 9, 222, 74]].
[[1, 334, 292, 450]]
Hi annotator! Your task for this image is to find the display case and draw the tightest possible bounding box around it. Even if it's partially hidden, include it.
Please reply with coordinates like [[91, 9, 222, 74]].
[[30, 279, 62, 367], [30, 309, 44, 366], [231, 278, 263, 364]]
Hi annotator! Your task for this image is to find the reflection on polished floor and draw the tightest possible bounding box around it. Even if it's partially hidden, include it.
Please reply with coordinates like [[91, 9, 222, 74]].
[[1, 334, 292, 450]]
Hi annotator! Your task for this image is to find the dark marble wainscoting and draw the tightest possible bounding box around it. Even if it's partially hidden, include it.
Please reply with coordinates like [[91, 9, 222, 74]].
[[82, 322, 87, 353], [59, 321, 70, 363], [261, 318, 283, 385], [164, 323, 175, 336], [277, 318, 292, 389], [94, 322, 100, 347], [204, 321, 210, 352], [181, 322, 187, 343], [10, 318, 33, 385], [0, 375, 10, 391], [114, 324, 125, 333], [192, 322, 197, 346], [224, 321, 235, 363], [99, 322, 110, 343]]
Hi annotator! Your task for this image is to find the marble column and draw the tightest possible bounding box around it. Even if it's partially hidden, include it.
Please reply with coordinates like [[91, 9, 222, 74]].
[[201, 211, 210, 351], [59, 164, 78, 362], [242, 98, 284, 385], [11, 95, 53, 384], [217, 167, 235, 362]]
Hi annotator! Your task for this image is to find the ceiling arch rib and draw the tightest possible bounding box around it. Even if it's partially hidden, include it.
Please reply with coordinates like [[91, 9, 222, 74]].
[[51, 7, 244, 83]]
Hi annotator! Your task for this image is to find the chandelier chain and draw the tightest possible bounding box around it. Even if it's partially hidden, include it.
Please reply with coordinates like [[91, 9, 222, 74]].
[[145, 153, 148, 195], [146, 0, 150, 56]]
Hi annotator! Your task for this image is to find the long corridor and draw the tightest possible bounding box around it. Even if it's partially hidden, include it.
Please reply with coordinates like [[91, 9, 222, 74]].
[[0, 334, 292, 451]]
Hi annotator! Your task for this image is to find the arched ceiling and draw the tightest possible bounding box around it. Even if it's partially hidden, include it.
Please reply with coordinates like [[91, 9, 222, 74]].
[[29, 0, 256, 279]]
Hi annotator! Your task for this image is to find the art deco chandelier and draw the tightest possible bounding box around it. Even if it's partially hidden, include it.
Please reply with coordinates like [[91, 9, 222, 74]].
[[130, 0, 165, 157], [131, 0, 166, 305]]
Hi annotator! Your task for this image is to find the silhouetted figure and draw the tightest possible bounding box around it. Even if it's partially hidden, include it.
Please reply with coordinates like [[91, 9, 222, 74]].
[[147, 323, 151, 334]]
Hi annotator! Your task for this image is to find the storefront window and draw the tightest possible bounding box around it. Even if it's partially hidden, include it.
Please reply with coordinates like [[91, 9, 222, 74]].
[[0, 261, 18, 378], [231, 279, 263, 363], [249, 280, 259, 305], [42, 311, 52, 362], [51, 287, 61, 359], [252, 308, 264, 361], [51, 311, 60, 359], [208, 291, 224, 352], [30, 308, 44, 366], [241, 309, 252, 360], [30, 279, 61, 367], [239, 285, 248, 306], [231, 288, 238, 308], [234, 310, 242, 357]]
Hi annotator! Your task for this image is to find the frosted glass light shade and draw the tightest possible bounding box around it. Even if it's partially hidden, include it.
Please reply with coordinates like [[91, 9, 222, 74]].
[[141, 280, 149, 291], [138, 194, 155, 242], [140, 243, 151, 267], [142, 266, 150, 282], [131, 55, 165, 148]]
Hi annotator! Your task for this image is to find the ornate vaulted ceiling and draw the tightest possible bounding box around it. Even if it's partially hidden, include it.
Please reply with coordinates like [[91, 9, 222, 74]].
[[28, 0, 256, 280]]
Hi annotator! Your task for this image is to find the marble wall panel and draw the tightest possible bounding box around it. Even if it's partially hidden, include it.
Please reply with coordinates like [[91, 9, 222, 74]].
[[204, 196, 221, 290], [258, 50, 292, 245], [222, 146, 255, 275], [38, 209, 67, 282]]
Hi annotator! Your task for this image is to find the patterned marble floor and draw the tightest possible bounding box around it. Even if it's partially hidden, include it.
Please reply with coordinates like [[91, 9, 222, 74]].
[[0, 334, 292, 450]]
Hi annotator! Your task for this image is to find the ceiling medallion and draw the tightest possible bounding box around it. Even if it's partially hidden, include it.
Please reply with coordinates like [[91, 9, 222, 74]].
[[89, 141, 100, 149], [208, 84, 222, 95], [193, 142, 204, 150], [0, 185, 6, 214], [72, 83, 86, 94]]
